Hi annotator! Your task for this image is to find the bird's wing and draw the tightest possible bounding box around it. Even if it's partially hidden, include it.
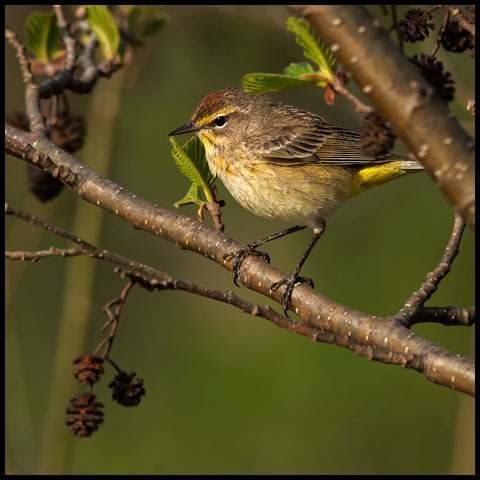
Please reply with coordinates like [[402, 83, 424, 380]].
[[257, 120, 402, 167]]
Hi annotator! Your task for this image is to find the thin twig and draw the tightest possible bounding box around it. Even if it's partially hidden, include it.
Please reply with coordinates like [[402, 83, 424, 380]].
[[5, 203, 96, 250], [5, 28, 48, 135], [5, 247, 86, 262], [5, 28, 33, 83], [447, 6, 475, 39], [431, 9, 450, 57], [5, 203, 175, 284], [330, 76, 374, 113], [114, 269, 424, 370], [94, 281, 134, 359], [391, 5, 404, 54], [205, 201, 225, 232], [410, 306, 475, 327], [395, 213, 466, 326], [5, 239, 474, 330], [53, 5, 77, 71], [6, 12, 120, 102], [7, 239, 474, 329]]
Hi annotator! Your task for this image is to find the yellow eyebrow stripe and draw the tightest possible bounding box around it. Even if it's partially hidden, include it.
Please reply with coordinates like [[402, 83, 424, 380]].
[[195, 106, 237, 126]]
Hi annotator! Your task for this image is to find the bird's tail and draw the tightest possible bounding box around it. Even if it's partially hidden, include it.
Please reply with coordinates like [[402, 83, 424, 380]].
[[397, 159, 424, 170], [351, 158, 423, 194]]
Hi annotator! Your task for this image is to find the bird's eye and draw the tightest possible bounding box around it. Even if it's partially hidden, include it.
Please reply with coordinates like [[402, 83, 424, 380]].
[[213, 115, 227, 127]]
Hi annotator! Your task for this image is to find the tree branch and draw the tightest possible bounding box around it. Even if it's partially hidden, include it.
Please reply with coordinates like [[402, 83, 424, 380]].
[[5, 128, 475, 396], [292, 5, 475, 231], [2, 207, 426, 372], [447, 6, 475, 39], [5, 28, 47, 136], [395, 212, 466, 326]]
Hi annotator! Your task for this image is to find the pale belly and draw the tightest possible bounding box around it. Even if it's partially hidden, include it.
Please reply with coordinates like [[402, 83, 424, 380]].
[[215, 160, 354, 229]]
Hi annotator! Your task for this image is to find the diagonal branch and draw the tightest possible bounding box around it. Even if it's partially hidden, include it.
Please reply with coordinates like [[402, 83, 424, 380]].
[[5, 128, 475, 396], [5, 13, 474, 395], [2, 207, 426, 371], [292, 5, 475, 231]]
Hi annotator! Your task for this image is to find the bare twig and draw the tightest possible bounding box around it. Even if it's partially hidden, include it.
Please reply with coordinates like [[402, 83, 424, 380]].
[[391, 5, 404, 54], [330, 75, 373, 113], [114, 269, 424, 370], [37, 58, 121, 99], [6, 14, 120, 103], [53, 5, 77, 71], [395, 213, 466, 326], [94, 281, 134, 359], [205, 201, 225, 232], [5, 28, 47, 135], [5, 203, 96, 250], [410, 306, 475, 328], [5, 247, 86, 262], [5, 28, 33, 83], [447, 6, 475, 39], [5, 203, 175, 282], [431, 9, 450, 57]]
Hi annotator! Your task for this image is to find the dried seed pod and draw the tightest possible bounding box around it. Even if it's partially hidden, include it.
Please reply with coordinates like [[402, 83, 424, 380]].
[[65, 393, 104, 437], [410, 54, 455, 102], [399, 8, 435, 43], [361, 111, 396, 157], [73, 354, 105, 385], [109, 371, 146, 407]]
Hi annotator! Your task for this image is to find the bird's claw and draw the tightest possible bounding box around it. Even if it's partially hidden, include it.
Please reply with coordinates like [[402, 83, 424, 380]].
[[271, 275, 314, 316], [223, 246, 270, 286]]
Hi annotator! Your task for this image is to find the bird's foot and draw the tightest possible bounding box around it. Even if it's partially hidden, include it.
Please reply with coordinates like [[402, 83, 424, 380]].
[[223, 246, 270, 286], [271, 274, 314, 317]]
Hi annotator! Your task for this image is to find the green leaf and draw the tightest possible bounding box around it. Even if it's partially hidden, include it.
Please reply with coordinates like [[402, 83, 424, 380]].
[[169, 136, 215, 205], [282, 61, 316, 77], [182, 136, 215, 189], [286, 17, 335, 81], [26, 12, 61, 62], [174, 183, 203, 208], [241, 18, 336, 95], [84, 5, 120, 60], [242, 73, 320, 94]]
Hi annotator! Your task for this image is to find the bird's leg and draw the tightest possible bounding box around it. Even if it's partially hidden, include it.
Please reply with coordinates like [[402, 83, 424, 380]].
[[224, 225, 306, 286], [271, 220, 326, 316]]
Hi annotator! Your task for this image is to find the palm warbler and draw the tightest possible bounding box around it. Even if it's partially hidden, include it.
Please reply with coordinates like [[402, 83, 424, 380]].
[[169, 87, 422, 314]]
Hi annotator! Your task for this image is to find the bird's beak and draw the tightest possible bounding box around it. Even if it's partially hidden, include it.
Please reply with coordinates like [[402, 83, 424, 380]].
[[168, 121, 200, 136]]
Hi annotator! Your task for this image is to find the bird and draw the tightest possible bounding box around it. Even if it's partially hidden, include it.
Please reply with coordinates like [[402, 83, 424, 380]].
[[169, 87, 423, 315]]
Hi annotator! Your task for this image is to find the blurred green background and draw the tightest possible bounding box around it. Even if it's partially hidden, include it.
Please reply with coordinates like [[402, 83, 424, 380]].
[[5, 5, 475, 475]]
